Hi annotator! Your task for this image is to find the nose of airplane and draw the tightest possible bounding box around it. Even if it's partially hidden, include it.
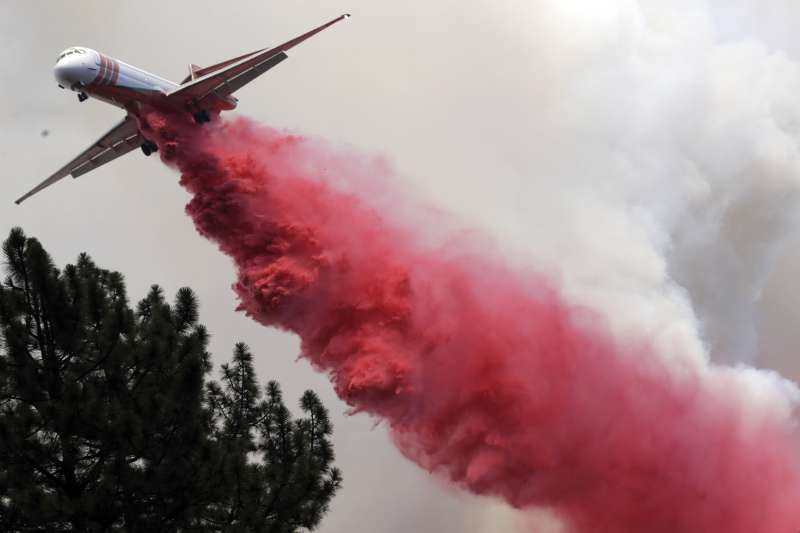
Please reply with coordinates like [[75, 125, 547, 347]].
[[54, 48, 96, 90]]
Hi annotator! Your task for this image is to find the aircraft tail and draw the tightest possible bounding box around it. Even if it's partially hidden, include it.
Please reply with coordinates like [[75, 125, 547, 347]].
[[181, 64, 203, 84]]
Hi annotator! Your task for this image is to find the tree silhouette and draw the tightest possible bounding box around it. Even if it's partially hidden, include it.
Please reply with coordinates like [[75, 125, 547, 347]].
[[0, 227, 341, 532]]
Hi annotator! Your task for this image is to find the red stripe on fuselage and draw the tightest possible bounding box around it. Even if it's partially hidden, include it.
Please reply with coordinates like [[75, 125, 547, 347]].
[[103, 55, 112, 85], [97, 55, 107, 85], [100, 54, 112, 85], [97, 55, 104, 84]]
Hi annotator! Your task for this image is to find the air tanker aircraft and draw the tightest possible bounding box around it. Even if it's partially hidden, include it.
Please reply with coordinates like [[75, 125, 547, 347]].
[[15, 14, 350, 205]]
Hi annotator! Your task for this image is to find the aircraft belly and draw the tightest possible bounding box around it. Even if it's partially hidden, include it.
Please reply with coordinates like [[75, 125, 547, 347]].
[[87, 83, 162, 110]]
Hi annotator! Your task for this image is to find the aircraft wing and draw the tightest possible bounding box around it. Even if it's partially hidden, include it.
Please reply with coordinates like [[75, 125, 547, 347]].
[[16, 116, 141, 204], [167, 14, 350, 105]]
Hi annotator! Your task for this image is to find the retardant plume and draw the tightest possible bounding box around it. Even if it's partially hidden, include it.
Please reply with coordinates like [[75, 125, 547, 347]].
[[142, 109, 800, 532]]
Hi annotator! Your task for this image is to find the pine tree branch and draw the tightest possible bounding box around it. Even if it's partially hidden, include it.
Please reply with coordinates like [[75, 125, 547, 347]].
[[18, 450, 66, 492], [72, 337, 119, 384]]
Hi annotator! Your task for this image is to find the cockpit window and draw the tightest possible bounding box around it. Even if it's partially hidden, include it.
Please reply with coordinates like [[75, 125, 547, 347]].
[[55, 48, 85, 64]]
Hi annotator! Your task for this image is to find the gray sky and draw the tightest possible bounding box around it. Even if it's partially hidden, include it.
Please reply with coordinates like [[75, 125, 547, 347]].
[[3, 1, 800, 531]]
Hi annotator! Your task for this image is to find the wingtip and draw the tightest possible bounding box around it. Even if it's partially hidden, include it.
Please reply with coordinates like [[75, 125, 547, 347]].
[[343, 13, 351, 18]]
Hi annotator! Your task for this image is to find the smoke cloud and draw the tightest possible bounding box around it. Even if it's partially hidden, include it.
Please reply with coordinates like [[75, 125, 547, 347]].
[[142, 108, 800, 532], [7, 1, 800, 531], [461, 1, 800, 366]]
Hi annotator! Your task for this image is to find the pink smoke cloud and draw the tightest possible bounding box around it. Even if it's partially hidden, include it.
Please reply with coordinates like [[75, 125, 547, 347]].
[[144, 110, 800, 533]]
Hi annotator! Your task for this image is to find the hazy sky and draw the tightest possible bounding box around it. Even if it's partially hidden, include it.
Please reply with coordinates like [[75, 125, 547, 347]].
[[3, 1, 800, 531]]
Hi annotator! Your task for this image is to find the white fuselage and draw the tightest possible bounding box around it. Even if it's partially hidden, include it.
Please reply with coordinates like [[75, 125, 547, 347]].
[[53, 46, 235, 115], [55, 47, 175, 105]]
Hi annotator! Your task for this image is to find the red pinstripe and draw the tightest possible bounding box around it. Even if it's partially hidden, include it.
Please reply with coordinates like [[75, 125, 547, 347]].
[[101, 54, 111, 85], [92, 55, 120, 86], [98, 55, 107, 85], [93, 55, 102, 85]]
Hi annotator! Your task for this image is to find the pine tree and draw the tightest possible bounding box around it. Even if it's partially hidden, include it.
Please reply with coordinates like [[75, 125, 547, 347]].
[[204, 344, 342, 532], [0, 228, 341, 532]]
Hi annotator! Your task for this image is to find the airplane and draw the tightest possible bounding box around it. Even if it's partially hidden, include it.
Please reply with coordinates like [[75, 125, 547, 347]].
[[15, 14, 350, 205]]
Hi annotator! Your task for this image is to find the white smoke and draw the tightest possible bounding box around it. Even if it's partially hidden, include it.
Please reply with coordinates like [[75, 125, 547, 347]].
[[441, 0, 800, 368], [5, 1, 800, 532], [305, 2, 800, 529], [438, 0, 800, 529]]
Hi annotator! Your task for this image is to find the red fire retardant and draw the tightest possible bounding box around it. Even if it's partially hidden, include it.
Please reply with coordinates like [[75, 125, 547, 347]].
[[143, 110, 800, 533]]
